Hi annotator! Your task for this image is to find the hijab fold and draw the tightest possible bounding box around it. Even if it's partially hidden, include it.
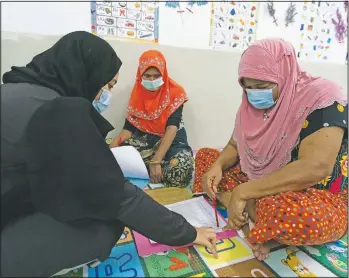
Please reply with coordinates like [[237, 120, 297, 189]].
[[3, 31, 122, 102], [126, 50, 188, 137], [234, 38, 347, 180]]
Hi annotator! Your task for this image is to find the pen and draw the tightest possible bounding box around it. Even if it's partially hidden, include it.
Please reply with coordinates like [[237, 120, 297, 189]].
[[210, 180, 219, 228]]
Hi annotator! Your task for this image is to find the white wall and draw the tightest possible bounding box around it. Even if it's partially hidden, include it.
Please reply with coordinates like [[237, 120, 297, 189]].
[[1, 33, 347, 149], [2, 1, 347, 64]]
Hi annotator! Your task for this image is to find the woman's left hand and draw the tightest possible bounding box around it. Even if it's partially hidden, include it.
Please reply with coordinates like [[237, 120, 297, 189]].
[[226, 186, 248, 229], [149, 163, 163, 184]]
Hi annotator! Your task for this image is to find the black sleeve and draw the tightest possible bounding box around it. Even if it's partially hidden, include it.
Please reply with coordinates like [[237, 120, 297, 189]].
[[117, 181, 197, 246], [21, 97, 125, 222], [299, 102, 348, 141], [123, 119, 138, 133], [166, 104, 184, 128]]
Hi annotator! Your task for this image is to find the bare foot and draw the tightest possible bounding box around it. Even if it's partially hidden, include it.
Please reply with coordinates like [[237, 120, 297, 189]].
[[249, 242, 270, 261]]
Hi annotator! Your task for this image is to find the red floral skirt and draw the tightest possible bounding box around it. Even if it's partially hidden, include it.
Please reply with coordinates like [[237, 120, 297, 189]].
[[194, 148, 348, 245]]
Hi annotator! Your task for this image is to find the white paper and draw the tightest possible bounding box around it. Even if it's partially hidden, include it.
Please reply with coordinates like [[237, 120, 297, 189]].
[[110, 146, 149, 179], [148, 183, 165, 189], [149, 196, 226, 244]]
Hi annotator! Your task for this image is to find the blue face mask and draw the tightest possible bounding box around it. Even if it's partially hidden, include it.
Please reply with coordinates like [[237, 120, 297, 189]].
[[92, 88, 112, 113], [141, 78, 164, 91], [246, 88, 275, 109]]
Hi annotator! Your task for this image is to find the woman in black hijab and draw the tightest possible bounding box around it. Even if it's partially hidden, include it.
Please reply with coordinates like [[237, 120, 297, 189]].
[[1, 31, 216, 277]]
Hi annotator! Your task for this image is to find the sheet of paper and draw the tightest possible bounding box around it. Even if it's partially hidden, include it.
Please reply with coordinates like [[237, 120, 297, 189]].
[[148, 183, 165, 189], [145, 187, 192, 205], [110, 146, 149, 179], [149, 197, 227, 244]]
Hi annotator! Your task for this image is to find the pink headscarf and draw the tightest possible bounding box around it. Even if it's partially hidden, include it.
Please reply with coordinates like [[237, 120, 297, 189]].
[[233, 38, 347, 180]]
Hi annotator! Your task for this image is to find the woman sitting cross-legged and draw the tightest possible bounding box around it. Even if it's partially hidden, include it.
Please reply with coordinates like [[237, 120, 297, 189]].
[[194, 38, 348, 260], [110, 50, 194, 187]]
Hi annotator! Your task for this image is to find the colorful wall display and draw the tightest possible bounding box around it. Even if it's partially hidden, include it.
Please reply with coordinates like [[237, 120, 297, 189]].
[[298, 1, 346, 61], [209, 1, 259, 50], [91, 1, 159, 43]]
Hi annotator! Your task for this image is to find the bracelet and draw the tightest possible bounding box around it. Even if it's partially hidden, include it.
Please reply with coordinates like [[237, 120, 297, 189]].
[[149, 160, 162, 165]]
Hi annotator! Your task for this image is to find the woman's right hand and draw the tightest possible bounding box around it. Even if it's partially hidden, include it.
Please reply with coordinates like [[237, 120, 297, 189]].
[[193, 227, 218, 258], [202, 164, 223, 199]]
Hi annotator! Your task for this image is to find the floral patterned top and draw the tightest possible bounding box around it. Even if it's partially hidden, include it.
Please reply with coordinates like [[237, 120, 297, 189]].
[[291, 102, 348, 193]]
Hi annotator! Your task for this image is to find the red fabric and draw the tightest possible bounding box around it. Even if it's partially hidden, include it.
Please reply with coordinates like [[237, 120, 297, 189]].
[[194, 148, 348, 245], [126, 50, 188, 137]]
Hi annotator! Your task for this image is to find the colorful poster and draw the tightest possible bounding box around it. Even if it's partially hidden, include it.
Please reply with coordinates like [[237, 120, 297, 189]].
[[264, 246, 337, 277], [91, 1, 159, 43], [298, 1, 343, 62], [214, 258, 276, 277], [140, 247, 212, 277], [209, 2, 259, 50], [88, 243, 145, 277], [195, 237, 253, 269], [300, 236, 348, 276]]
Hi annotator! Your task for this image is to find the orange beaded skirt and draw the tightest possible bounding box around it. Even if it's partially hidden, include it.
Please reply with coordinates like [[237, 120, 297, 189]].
[[194, 148, 348, 246]]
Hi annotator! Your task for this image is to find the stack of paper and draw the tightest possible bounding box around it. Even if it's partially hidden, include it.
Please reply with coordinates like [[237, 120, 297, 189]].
[[110, 146, 149, 189]]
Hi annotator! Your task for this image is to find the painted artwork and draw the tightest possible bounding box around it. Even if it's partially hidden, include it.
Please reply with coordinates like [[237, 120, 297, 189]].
[[91, 1, 159, 43], [88, 243, 145, 277], [214, 258, 276, 277], [298, 1, 345, 62], [300, 236, 348, 276], [209, 2, 259, 50], [140, 247, 213, 277], [264, 246, 337, 277], [195, 237, 253, 269], [117, 227, 133, 245]]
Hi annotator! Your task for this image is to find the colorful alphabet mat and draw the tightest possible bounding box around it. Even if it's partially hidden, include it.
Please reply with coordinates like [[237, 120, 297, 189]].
[[54, 193, 348, 277]]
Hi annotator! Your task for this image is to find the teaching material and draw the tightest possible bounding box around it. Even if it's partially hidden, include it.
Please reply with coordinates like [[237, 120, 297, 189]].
[[91, 1, 159, 43], [264, 246, 337, 277], [140, 247, 213, 277], [209, 2, 259, 50], [298, 1, 346, 62], [128, 178, 149, 189], [146, 187, 192, 205], [195, 237, 253, 269], [213, 258, 276, 277], [110, 146, 149, 179], [133, 197, 237, 257], [149, 197, 227, 244], [148, 183, 166, 189], [88, 243, 145, 277]]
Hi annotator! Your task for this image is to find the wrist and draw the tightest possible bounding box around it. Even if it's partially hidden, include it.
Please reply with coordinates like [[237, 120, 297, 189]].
[[153, 154, 164, 162]]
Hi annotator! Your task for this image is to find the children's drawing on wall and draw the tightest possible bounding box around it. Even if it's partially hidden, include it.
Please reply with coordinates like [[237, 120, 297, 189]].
[[91, 1, 159, 43], [164, 1, 208, 23], [298, 1, 347, 63], [209, 2, 259, 50]]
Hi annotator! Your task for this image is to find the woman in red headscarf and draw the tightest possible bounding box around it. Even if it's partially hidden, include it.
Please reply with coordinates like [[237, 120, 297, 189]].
[[194, 38, 348, 261], [110, 50, 194, 187]]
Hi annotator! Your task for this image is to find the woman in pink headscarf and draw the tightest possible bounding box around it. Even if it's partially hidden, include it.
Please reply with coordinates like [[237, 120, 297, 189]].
[[194, 38, 347, 260]]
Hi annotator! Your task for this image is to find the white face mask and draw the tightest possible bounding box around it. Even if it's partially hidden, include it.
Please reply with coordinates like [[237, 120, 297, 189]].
[[141, 78, 164, 91]]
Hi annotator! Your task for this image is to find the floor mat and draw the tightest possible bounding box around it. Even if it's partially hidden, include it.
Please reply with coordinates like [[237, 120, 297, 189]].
[[56, 226, 347, 278]]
